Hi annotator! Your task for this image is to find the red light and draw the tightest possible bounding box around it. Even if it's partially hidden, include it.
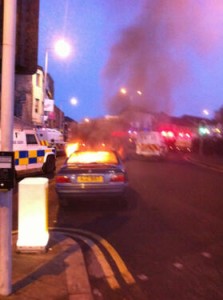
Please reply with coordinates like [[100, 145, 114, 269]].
[[110, 173, 125, 182], [178, 132, 191, 139], [56, 176, 71, 183], [161, 130, 175, 139], [111, 131, 127, 137], [161, 130, 167, 137], [167, 131, 174, 138]]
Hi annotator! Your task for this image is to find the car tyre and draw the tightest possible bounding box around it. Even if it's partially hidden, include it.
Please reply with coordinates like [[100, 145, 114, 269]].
[[43, 155, 56, 175]]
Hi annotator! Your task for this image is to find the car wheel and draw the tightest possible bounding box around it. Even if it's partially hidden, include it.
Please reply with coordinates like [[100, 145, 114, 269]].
[[43, 155, 56, 175]]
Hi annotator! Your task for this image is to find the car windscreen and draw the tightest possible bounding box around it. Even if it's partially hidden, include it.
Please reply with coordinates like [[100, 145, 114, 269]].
[[67, 151, 118, 165]]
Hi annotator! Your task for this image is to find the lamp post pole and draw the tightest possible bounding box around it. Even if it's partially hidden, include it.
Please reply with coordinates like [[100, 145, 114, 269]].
[[199, 119, 207, 156], [199, 126, 204, 156], [44, 49, 49, 100], [42, 40, 72, 127], [199, 110, 210, 156], [0, 0, 17, 296], [42, 49, 49, 126]]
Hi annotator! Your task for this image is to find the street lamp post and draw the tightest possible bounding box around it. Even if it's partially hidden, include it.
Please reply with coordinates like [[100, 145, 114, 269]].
[[0, 1, 17, 296], [43, 49, 49, 100], [42, 49, 49, 125], [199, 120, 206, 156], [199, 109, 210, 156], [43, 39, 71, 126]]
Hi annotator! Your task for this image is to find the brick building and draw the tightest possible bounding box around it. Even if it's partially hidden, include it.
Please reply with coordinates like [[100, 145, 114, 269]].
[[0, 1, 77, 138], [14, 67, 55, 127], [0, 0, 40, 74], [0, 0, 41, 126]]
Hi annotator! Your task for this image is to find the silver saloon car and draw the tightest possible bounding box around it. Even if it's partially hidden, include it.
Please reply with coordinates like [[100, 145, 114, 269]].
[[55, 149, 128, 206]]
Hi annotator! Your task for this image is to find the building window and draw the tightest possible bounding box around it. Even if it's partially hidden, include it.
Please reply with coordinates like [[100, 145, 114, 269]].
[[36, 73, 41, 87], [35, 98, 39, 113]]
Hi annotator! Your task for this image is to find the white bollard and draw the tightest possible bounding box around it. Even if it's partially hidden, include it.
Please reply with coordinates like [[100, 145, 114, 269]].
[[16, 177, 49, 253]]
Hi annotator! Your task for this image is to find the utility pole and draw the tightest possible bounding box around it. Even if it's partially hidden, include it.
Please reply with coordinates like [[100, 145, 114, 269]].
[[0, 0, 17, 296]]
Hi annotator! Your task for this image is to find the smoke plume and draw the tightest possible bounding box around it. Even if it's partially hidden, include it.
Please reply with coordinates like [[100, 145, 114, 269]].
[[102, 0, 223, 115]]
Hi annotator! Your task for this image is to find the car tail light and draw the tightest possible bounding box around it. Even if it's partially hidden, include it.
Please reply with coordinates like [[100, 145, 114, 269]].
[[110, 173, 125, 182], [56, 176, 71, 183], [161, 130, 175, 138], [161, 130, 167, 137]]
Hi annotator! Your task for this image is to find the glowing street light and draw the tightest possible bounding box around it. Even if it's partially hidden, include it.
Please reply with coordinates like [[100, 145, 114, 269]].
[[44, 39, 71, 94], [43, 39, 72, 124], [70, 97, 78, 106], [120, 87, 127, 95], [54, 39, 71, 58], [119, 87, 143, 107], [120, 87, 142, 96], [203, 109, 209, 116]]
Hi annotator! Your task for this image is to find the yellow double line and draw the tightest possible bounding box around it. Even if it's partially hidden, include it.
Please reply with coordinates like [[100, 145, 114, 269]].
[[51, 227, 135, 290]]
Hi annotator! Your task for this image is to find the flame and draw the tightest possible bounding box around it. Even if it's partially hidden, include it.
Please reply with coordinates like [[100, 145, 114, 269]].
[[68, 151, 118, 164], [65, 142, 79, 157]]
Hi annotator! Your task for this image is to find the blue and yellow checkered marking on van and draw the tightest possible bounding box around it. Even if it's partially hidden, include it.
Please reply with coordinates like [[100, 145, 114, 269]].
[[14, 149, 53, 166]]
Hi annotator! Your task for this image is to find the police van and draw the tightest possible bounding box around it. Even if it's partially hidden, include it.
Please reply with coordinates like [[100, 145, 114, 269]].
[[0, 128, 56, 177], [135, 131, 168, 159], [35, 128, 66, 156]]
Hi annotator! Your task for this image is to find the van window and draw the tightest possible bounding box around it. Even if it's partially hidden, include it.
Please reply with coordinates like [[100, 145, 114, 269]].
[[26, 134, 38, 145]]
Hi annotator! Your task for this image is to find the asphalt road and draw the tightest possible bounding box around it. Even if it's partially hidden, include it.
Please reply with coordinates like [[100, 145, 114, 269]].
[[13, 153, 223, 300]]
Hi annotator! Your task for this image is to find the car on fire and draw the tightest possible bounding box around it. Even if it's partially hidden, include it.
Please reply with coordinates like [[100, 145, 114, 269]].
[[55, 149, 128, 206]]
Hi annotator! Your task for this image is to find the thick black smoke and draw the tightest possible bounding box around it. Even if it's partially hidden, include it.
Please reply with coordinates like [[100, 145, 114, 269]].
[[102, 0, 223, 115]]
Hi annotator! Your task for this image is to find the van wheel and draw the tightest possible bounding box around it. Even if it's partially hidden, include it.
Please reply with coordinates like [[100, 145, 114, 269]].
[[43, 155, 56, 174]]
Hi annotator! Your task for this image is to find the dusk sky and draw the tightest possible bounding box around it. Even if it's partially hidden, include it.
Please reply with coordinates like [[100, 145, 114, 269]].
[[38, 0, 223, 122]]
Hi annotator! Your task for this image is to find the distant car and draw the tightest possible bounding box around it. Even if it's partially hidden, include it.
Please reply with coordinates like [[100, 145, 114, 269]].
[[55, 149, 128, 206]]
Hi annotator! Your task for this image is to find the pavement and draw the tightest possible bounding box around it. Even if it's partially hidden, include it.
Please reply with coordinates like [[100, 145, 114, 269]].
[[0, 152, 223, 300], [0, 231, 93, 300]]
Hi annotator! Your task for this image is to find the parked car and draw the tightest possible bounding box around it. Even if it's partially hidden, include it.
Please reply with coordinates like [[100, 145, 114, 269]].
[[55, 149, 128, 206]]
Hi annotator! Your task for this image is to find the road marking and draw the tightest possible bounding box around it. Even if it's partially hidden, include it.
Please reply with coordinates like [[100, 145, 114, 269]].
[[14, 228, 136, 290], [75, 229, 136, 286], [72, 233, 120, 290], [13, 229, 120, 290], [52, 227, 136, 286]]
